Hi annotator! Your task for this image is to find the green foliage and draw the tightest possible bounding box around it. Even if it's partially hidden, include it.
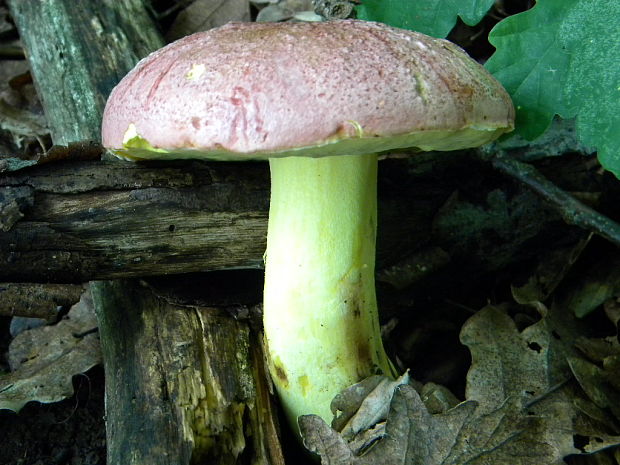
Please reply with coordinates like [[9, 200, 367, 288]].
[[486, 0, 620, 176], [355, 0, 495, 38]]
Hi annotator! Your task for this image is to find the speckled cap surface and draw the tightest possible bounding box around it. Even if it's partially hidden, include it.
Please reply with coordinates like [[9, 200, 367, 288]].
[[101, 20, 514, 160]]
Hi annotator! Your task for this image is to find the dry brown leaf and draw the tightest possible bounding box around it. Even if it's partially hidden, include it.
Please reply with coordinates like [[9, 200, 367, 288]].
[[333, 372, 409, 443], [166, 0, 251, 41], [0, 98, 48, 149], [313, 0, 356, 20], [300, 302, 620, 464], [301, 384, 563, 465], [256, 4, 294, 21], [511, 236, 590, 305], [254, 0, 315, 22], [0, 287, 101, 412], [0, 140, 103, 175], [463, 304, 620, 458], [0, 6, 14, 35]]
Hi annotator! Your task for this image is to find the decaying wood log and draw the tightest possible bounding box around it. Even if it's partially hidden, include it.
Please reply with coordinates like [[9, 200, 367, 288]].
[[1, 159, 271, 282], [93, 281, 282, 465], [7, 1, 284, 464], [0, 282, 84, 319], [0, 151, 590, 287]]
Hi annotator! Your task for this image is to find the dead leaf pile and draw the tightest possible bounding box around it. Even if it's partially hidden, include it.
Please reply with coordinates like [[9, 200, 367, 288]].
[[300, 239, 620, 464], [0, 287, 101, 412]]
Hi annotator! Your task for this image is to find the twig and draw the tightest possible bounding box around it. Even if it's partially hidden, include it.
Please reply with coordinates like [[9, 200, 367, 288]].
[[0, 45, 25, 59], [489, 151, 620, 247]]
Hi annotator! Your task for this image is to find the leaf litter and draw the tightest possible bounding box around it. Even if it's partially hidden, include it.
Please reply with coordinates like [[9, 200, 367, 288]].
[[300, 241, 620, 464], [0, 286, 101, 412]]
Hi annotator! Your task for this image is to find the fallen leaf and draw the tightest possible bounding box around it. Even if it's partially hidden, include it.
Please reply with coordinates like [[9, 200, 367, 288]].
[[604, 298, 620, 328], [568, 357, 620, 423], [0, 157, 37, 173], [301, 384, 565, 465], [0, 6, 14, 35], [573, 312, 620, 423], [419, 381, 460, 414], [0, 140, 103, 175], [462, 304, 620, 457], [511, 236, 590, 306], [256, 4, 294, 22], [0, 287, 101, 412], [561, 256, 620, 318], [166, 0, 251, 41], [0, 98, 48, 149], [330, 375, 385, 433], [460, 305, 574, 413], [313, 0, 355, 20], [335, 372, 410, 441], [300, 302, 620, 463]]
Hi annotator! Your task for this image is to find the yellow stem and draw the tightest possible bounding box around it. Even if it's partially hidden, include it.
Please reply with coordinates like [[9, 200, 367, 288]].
[[263, 153, 394, 432]]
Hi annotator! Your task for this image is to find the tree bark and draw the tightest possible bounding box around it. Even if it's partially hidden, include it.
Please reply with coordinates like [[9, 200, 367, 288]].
[[1, 158, 270, 282], [7, 1, 283, 464], [8, 0, 162, 145]]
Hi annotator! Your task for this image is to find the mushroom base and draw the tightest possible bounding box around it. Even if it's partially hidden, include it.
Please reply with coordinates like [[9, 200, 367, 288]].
[[263, 153, 394, 431]]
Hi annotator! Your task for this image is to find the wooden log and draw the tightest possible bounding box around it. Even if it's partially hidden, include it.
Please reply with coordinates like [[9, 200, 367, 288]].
[[92, 281, 282, 465], [7, 1, 283, 464], [0, 282, 84, 319], [0, 159, 271, 282], [0, 150, 588, 286]]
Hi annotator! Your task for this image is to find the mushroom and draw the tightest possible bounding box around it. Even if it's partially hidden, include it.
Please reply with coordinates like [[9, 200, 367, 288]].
[[101, 20, 514, 430]]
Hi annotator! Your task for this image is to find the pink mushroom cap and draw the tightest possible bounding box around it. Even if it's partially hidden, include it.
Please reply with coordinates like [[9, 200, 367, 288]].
[[101, 20, 514, 161]]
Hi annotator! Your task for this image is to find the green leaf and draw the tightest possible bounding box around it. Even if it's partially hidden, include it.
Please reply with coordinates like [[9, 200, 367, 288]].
[[486, 0, 620, 176], [559, 0, 620, 175], [355, 0, 495, 38]]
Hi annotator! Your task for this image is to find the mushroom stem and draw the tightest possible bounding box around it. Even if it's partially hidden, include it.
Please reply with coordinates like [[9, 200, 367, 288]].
[[264, 153, 395, 429]]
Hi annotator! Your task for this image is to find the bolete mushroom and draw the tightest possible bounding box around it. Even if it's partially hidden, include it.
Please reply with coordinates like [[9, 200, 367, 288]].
[[101, 20, 514, 430]]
